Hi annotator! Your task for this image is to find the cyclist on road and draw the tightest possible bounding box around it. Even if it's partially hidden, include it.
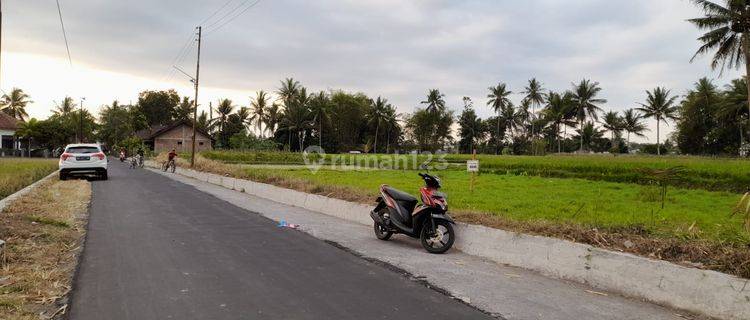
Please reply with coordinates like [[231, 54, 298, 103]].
[[167, 149, 177, 165]]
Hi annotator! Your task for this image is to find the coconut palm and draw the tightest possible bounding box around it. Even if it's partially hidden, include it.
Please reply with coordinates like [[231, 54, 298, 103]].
[[637, 87, 679, 155], [420, 89, 445, 113], [368, 97, 391, 153], [53, 96, 77, 115], [15, 118, 40, 154], [575, 121, 605, 151], [382, 106, 400, 154], [0, 88, 32, 121], [522, 78, 546, 140], [571, 79, 607, 151], [543, 91, 577, 153], [622, 109, 648, 150], [308, 91, 330, 147], [264, 103, 282, 137], [487, 83, 513, 154], [250, 90, 270, 138], [277, 78, 301, 107], [689, 0, 750, 133], [602, 111, 624, 145], [515, 99, 532, 137], [235, 106, 251, 130], [278, 89, 312, 152], [719, 78, 750, 144], [214, 99, 235, 135]]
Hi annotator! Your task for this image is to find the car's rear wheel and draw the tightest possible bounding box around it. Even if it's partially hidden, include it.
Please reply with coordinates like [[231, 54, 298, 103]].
[[100, 170, 108, 180]]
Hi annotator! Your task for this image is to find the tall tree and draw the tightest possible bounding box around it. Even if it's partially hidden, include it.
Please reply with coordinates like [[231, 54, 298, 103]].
[[719, 78, 750, 147], [279, 88, 312, 152], [689, 0, 750, 137], [522, 78, 546, 140], [622, 108, 648, 150], [277, 78, 301, 107], [543, 91, 576, 153], [602, 110, 624, 146], [638, 87, 679, 155], [571, 79, 607, 151], [458, 100, 485, 154], [250, 90, 270, 138], [15, 118, 40, 154], [173, 96, 195, 121], [214, 99, 235, 145], [98, 100, 134, 148], [367, 97, 391, 153], [137, 89, 180, 127], [421, 89, 446, 113], [0, 88, 32, 121], [53, 96, 76, 115], [487, 83, 512, 154], [675, 78, 722, 154], [264, 103, 282, 138], [308, 91, 330, 148]]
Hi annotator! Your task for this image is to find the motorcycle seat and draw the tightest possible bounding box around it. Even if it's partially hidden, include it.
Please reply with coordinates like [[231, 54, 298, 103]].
[[384, 186, 417, 203]]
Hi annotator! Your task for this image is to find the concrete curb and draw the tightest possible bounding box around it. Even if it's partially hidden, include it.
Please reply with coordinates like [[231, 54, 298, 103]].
[[151, 162, 749, 320], [0, 170, 59, 212]]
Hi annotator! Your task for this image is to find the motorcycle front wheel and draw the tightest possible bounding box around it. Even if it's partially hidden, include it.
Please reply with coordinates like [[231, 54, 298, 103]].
[[420, 219, 455, 254]]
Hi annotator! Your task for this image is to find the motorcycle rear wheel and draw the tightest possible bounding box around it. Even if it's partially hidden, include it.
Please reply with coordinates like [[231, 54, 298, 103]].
[[373, 222, 392, 240], [420, 220, 454, 254]]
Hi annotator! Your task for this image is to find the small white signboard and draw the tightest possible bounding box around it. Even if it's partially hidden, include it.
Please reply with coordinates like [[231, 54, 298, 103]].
[[466, 160, 479, 172]]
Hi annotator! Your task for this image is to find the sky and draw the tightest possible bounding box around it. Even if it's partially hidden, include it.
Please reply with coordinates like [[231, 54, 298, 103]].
[[0, 0, 742, 143]]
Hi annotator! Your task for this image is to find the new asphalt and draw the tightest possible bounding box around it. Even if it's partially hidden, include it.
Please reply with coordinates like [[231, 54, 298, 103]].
[[68, 161, 491, 320]]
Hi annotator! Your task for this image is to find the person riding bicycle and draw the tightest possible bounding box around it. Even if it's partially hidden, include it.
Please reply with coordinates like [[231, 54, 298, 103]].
[[167, 149, 177, 166], [137, 147, 144, 158], [136, 147, 145, 166]]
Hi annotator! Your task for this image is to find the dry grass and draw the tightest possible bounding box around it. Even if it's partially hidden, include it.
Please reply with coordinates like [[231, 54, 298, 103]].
[[167, 153, 750, 278], [0, 179, 91, 319]]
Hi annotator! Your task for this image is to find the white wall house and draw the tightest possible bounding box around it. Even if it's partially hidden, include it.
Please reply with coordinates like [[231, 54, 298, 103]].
[[0, 112, 20, 151]]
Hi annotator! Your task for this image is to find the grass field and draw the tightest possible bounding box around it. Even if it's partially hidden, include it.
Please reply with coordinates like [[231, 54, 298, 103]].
[[179, 152, 750, 277], [201, 151, 750, 192], [0, 158, 58, 199]]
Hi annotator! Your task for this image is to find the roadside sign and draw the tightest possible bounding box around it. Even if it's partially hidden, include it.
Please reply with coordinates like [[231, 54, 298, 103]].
[[466, 160, 479, 172]]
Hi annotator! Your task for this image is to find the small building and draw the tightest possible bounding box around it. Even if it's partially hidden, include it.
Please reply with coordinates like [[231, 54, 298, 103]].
[[0, 112, 20, 150], [136, 121, 213, 153]]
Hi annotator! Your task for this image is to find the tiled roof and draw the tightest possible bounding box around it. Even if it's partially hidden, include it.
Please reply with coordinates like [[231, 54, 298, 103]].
[[0, 112, 19, 130]]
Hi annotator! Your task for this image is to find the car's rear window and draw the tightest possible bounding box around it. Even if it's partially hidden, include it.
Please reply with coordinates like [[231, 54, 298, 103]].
[[66, 146, 100, 154]]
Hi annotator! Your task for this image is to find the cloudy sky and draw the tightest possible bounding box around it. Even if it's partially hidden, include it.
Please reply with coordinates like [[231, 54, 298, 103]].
[[1, 0, 742, 142]]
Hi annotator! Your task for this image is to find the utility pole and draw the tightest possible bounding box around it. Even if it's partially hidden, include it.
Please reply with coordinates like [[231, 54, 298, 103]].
[[190, 26, 202, 168], [79, 97, 85, 143]]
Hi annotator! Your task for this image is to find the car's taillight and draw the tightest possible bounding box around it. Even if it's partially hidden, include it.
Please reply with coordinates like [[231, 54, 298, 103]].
[[94, 152, 105, 160], [61, 153, 72, 161]]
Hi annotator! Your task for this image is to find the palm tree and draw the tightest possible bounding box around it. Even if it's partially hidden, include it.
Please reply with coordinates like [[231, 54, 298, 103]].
[[500, 102, 519, 140], [236, 106, 251, 130], [421, 89, 445, 113], [308, 91, 330, 148], [15, 118, 39, 155], [602, 111, 624, 151], [264, 103, 282, 137], [622, 109, 648, 151], [515, 99, 532, 137], [174, 97, 194, 121], [277, 78, 301, 107], [637, 87, 679, 155], [487, 83, 512, 154], [575, 121, 605, 151], [522, 78, 546, 140], [383, 106, 400, 154], [53, 96, 76, 115], [720, 78, 749, 144], [368, 97, 391, 153], [0, 88, 32, 121], [196, 110, 211, 132], [571, 79, 607, 151], [250, 90, 270, 138], [214, 99, 235, 135], [543, 91, 577, 153], [279, 89, 312, 152], [689, 0, 750, 134]]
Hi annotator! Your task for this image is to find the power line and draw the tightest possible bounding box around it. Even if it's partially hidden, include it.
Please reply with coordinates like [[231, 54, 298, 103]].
[[204, 0, 261, 35], [55, 0, 72, 67], [204, 0, 261, 36], [162, 32, 196, 81], [198, 0, 236, 26]]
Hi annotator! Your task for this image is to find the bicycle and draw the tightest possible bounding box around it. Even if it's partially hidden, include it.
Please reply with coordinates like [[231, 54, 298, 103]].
[[136, 154, 144, 168], [162, 159, 176, 173]]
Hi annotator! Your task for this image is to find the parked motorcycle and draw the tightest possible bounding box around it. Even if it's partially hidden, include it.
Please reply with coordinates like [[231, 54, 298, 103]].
[[370, 172, 456, 253]]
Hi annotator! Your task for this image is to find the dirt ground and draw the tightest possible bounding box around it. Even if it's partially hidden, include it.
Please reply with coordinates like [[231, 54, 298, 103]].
[[0, 179, 91, 320]]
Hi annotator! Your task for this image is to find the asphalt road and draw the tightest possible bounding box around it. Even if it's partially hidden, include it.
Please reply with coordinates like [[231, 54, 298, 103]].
[[68, 161, 491, 320]]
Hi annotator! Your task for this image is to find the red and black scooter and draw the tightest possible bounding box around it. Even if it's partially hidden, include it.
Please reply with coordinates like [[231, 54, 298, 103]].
[[370, 172, 456, 253]]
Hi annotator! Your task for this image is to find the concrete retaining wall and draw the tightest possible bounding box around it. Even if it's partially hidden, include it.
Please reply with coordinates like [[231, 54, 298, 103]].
[[155, 164, 749, 320]]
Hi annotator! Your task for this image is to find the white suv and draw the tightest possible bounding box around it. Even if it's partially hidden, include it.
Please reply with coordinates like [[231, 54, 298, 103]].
[[59, 143, 108, 180]]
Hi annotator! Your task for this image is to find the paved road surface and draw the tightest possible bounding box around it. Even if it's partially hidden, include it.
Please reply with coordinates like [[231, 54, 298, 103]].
[[69, 162, 491, 320]]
